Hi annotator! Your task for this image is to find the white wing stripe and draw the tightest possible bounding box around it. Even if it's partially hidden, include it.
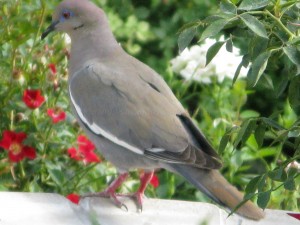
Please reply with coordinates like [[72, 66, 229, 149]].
[[69, 88, 143, 155], [147, 148, 165, 153]]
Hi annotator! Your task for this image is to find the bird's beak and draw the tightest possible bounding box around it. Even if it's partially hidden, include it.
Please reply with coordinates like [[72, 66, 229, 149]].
[[41, 20, 59, 40]]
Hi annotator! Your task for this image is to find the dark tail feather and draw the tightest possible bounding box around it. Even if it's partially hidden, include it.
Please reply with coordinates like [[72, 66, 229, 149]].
[[170, 164, 265, 220]]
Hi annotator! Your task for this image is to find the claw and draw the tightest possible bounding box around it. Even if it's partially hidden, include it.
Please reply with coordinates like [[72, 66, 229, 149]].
[[81, 172, 129, 208], [135, 193, 143, 213], [117, 192, 144, 212], [82, 190, 130, 210], [120, 203, 128, 212], [116, 171, 154, 212], [80, 171, 154, 212]]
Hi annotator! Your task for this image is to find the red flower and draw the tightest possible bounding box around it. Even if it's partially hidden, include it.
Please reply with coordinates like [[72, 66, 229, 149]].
[[83, 150, 101, 163], [23, 89, 45, 109], [66, 193, 80, 204], [150, 174, 159, 188], [67, 135, 101, 164], [48, 64, 57, 74], [47, 108, 66, 123], [67, 147, 82, 161], [0, 130, 36, 162], [77, 135, 96, 152]]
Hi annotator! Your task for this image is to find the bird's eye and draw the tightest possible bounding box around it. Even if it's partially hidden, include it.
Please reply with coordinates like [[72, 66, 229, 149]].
[[62, 11, 71, 19]]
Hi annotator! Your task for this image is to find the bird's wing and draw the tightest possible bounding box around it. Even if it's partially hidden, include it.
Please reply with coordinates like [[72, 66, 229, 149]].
[[69, 62, 222, 169]]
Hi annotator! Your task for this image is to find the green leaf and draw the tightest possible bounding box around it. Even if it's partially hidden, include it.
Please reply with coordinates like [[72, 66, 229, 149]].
[[234, 119, 257, 147], [205, 41, 225, 66], [48, 168, 65, 186], [255, 123, 266, 148], [242, 119, 257, 144], [157, 172, 176, 198], [289, 36, 300, 45], [240, 110, 260, 119], [233, 60, 243, 85], [283, 46, 300, 71], [288, 130, 300, 138], [241, 54, 250, 67], [257, 147, 277, 158], [248, 51, 271, 87], [46, 162, 65, 187], [257, 190, 271, 209], [250, 36, 268, 59], [261, 117, 284, 130], [232, 55, 249, 85], [200, 19, 229, 42], [203, 14, 234, 24], [245, 176, 262, 194], [178, 27, 197, 53], [29, 180, 43, 192], [219, 133, 230, 153], [276, 78, 289, 98], [268, 167, 287, 181], [220, 0, 237, 14], [287, 167, 298, 177], [226, 37, 233, 52], [260, 74, 274, 90], [240, 14, 268, 39], [288, 76, 300, 111], [238, 0, 270, 10], [178, 21, 201, 33], [257, 174, 267, 192], [284, 178, 296, 191]]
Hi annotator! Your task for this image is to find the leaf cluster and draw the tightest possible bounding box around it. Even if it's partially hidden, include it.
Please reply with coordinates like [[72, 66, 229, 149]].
[[179, 0, 300, 211]]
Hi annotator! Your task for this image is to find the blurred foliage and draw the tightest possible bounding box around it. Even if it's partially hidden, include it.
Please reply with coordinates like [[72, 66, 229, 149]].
[[0, 0, 299, 214], [178, 0, 300, 210]]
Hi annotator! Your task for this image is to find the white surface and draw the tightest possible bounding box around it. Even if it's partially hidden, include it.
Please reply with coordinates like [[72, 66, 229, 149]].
[[0, 192, 298, 225]]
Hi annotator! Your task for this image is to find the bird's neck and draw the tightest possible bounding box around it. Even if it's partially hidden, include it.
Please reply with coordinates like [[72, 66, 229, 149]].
[[68, 24, 123, 75]]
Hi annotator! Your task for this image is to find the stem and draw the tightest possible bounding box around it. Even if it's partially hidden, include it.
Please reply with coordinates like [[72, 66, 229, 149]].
[[246, 10, 295, 39], [24, 0, 46, 71], [10, 164, 17, 181], [271, 173, 299, 192], [73, 163, 99, 189], [10, 110, 14, 131], [30, 0, 46, 53], [19, 161, 26, 179], [75, 171, 115, 190], [264, 10, 295, 39], [269, 47, 282, 53], [42, 123, 53, 156], [280, 1, 298, 9], [9, 48, 17, 87]]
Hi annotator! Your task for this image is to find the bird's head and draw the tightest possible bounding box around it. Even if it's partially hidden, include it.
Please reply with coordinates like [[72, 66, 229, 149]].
[[41, 0, 105, 39]]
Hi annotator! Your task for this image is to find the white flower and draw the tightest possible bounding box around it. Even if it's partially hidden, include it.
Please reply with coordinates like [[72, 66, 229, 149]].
[[64, 34, 71, 45], [170, 37, 248, 83], [286, 161, 300, 172]]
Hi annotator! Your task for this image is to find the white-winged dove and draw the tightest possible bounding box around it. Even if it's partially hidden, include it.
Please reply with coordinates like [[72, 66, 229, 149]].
[[42, 0, 264, 220]]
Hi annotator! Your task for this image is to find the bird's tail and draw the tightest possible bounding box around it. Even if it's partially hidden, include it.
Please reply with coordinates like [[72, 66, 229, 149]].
[[169, 164, 265, 220]]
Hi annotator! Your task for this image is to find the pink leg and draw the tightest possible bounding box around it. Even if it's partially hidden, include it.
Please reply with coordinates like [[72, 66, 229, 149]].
[[135, 171, 154, 211], [82, 171, 154, 211], [117, 171, 154, 211], [82, 172, 129, 209]]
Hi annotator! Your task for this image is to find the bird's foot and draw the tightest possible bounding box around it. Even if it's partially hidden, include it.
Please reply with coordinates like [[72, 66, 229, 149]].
[[115, 171, 154, 212], [80, 171, 153, 212], [82, 190, 128, 211], [117, 192, 145, 212], [81, 172, 129, 210]]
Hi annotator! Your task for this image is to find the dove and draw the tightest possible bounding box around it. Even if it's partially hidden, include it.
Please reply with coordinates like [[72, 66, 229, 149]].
[[42, 0, 264, 220]]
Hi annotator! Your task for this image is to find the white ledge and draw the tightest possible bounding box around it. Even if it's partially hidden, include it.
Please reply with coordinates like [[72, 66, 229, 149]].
[[0, 192, 298, 225]]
